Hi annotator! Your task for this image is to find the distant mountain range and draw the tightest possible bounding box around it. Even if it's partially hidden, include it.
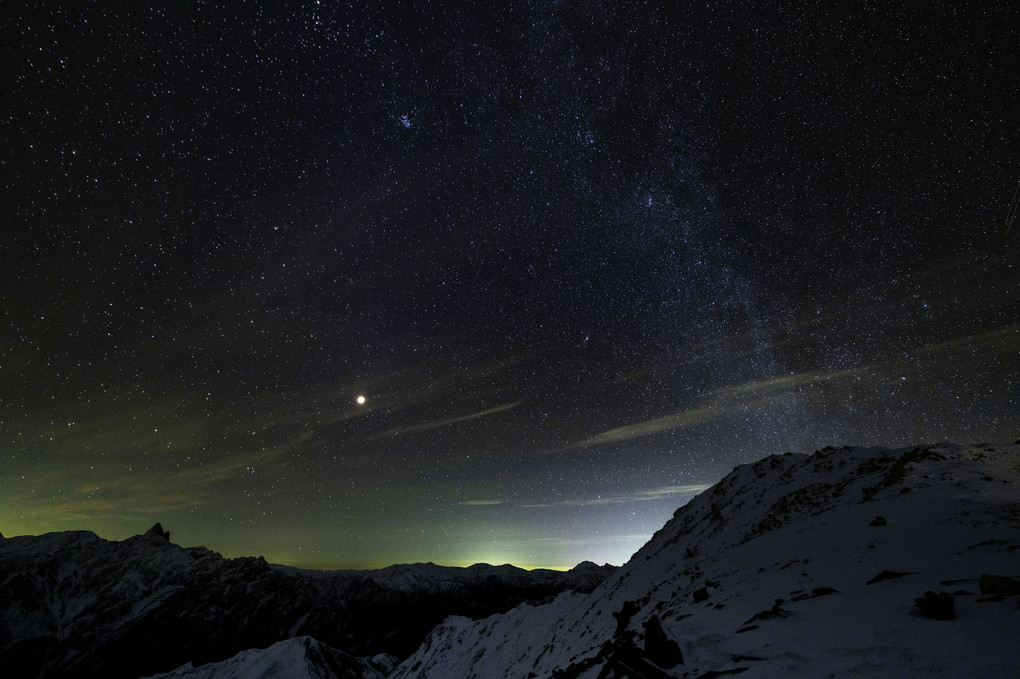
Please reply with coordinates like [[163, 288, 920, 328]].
[[3, 441, 1019, 678], [0, 523, 613, 678]]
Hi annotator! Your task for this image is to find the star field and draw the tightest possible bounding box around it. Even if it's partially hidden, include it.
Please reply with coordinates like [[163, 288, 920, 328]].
[[2, 1, 1018, 569]]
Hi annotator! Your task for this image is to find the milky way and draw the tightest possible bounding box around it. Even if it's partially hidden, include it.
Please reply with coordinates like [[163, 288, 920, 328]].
[[2, 1, 1017, 568]]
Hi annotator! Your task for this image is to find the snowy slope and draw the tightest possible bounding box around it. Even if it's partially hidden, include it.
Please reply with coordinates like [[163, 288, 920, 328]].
[[392, 442, 1020, 678], [142, 636, 394, 679]]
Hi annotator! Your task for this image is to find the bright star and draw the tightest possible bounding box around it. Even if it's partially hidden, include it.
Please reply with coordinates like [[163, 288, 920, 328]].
[[356, 395, 366, 405]]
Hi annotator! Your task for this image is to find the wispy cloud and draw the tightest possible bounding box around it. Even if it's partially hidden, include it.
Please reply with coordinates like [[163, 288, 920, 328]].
[[0, 414, 304, 537], [706, 367, 865, 400], [575, 314, 1020, 452], [363, 401, 523, 440], [466, 534, 654, 548], [911, 323, 1020, 355], [573, 366, 872, 449], [521, 483, 711, 508], [638, 484, 715, 498], [576, 404, 738, 447]]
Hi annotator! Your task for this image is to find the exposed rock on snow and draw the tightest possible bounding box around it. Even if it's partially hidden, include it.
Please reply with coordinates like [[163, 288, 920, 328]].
[[391, 442, 1020, 678], [980, 574, 1020, 595]]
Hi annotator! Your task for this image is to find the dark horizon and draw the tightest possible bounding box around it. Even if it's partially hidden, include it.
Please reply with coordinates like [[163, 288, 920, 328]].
[[2, 1, 1017, 570]]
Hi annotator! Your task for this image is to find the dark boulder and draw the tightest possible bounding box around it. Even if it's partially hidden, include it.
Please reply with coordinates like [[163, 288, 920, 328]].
[[643, 615, 683, 668], [979, 574, 1020, 595], [914, 591, 954, 620]]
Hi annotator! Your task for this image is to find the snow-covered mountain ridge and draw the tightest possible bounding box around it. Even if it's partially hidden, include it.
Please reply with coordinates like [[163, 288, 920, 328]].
[[4, 441, 1018, 678], [391, 441, 1020, 678], [0, 524, 613, 679]]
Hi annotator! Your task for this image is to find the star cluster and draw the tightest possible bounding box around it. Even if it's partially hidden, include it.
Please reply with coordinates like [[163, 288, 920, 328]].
[[2, 1, 1017, 569]]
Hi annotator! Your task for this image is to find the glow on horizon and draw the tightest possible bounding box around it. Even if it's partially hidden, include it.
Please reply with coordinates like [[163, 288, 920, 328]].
[[0, 475, 707, 572], [0, 515, 644, 572]]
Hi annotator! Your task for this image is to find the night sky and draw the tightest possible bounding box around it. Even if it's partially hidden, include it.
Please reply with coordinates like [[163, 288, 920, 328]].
[[2, 2, 1017, 570]]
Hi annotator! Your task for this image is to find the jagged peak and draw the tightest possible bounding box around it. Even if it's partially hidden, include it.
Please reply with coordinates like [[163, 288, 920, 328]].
[[144, 523, 170, 541]]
